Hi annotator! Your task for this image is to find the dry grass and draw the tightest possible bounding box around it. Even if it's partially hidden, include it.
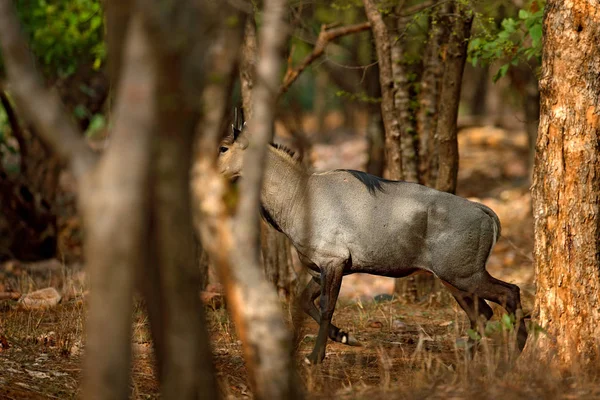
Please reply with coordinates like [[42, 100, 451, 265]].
[[2, 286, 600, 398]]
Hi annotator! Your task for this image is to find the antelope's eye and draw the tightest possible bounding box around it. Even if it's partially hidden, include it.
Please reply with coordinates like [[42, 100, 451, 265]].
[[219, 146, 229, 154]]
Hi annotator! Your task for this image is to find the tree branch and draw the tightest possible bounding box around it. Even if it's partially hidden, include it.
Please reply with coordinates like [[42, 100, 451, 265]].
[[280, 21, 371, 95], [0, 0, 97, 180]]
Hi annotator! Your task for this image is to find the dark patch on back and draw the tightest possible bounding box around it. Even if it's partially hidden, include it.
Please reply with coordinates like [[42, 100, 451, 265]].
[[340, 170, 396, 195], [260, 205, 283, 233]]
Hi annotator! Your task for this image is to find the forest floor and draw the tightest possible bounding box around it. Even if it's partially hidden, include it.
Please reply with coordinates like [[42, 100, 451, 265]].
[[2, 123, 597, 399]]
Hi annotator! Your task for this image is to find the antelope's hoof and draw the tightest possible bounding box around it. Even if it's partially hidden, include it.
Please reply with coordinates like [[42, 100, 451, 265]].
[[338, 331, 362, 347]]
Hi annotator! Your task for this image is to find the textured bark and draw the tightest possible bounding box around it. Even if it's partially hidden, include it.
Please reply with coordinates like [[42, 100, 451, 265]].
[[434, 3, 473, 194], [416, 6, 448, 187], [260, 222, 297, 299], [531, 0, 600, 367], [240, 18, 258, 116], [391, 2, 418, 183], [363, 0, 403, 180]]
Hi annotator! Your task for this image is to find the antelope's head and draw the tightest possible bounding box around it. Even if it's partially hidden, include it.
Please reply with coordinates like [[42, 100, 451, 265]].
[[218, 107, 248, 180]]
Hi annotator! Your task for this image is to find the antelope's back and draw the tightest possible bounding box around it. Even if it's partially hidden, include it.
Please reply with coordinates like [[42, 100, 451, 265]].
[[303, 170, 497, 269]]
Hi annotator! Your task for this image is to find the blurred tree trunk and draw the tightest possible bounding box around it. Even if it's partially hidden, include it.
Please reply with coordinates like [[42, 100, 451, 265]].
[[193, 1, 300, 398], [531, 0, 600, 367], [240, 13, 297, 300], [0, 1, 221, 398], [508, 61, 540, 179]]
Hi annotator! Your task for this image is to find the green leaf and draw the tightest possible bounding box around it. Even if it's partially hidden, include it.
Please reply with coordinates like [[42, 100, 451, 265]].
[[518, 9, 530, 20], [529, 24, 543, 47], [501, 313, 514, 330], [493, 64, 510, 82], [467, 329, 481, 341]]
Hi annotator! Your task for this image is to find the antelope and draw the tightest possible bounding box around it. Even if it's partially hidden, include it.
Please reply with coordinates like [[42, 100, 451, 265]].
[[218, 108, 528, 364]]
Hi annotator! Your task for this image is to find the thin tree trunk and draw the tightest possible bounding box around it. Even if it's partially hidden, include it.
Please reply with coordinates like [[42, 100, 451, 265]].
[[416, 6, 448, 187], [240, 8, 297, 300], [363, 45, 385, 177], [363, 0, 403, 180], [235, 0, 298, 396], [531, 0, 600, 367], [80, 16, 155, 399], [391, 1, 418, 183], [193, 1, 299, 398], [240, 18, 258, 115], [435, 2, 473, 194]]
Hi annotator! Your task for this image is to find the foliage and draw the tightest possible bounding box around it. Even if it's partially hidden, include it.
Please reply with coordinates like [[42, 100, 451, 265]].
[[468, 0, 544, 82], [8, 0, 106, 78]]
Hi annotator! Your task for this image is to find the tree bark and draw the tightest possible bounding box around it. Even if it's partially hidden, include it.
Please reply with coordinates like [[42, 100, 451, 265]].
[[391, 1, 418, 183], [416, 6, 448, 187], [240, 9, 298, 300], [531, 0, 600, 367], [363, 0, 403, 180], [434, 2, 473, 194]]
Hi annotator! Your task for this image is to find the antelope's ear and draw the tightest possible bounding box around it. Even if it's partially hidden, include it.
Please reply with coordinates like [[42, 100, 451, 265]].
[[232, 107, 245, 141], [232, 125, 242, 141]]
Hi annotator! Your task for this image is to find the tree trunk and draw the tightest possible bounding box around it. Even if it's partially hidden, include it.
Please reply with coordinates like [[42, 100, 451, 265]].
[[364, 59, 385, 177], [391, 2, 418, 183], [435, 2, 473, 194], [240, 10, 297, 300], [531, 0, 600, 367], [363, 0, 403, 180], [193, 1, 300, 398], [416, 6, 448, 187], [260, 221, 297, 300]]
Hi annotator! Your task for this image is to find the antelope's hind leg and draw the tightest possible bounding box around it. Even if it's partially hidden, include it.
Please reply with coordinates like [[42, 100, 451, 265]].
[[300, 277, 360, 347], [444, 282, 493, 356], [447, 272, 528, 352]]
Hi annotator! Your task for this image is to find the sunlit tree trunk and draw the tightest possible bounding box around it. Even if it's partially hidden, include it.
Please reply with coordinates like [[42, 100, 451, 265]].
[[531, 0, 600, 367]]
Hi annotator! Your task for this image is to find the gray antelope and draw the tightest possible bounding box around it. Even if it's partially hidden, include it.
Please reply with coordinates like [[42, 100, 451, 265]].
[[218, 109, 528, 364]]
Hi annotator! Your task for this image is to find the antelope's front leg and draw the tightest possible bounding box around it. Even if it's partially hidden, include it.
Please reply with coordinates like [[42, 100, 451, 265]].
[[306, 263, 344, 365]]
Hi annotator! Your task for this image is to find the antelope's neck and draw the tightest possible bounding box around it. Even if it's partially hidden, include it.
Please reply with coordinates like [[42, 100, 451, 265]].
[[260, 149, 307, 234]]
